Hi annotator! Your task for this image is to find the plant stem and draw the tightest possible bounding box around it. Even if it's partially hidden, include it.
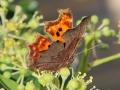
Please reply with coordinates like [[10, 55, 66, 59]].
[[7, 34, 26, 41], [60, 79, 65, 90], [97, 23, 105, 30], [12, 62, 22, 68], [11, 71, 19, 75], [92, 41, 98, 60], [20, 75, 24, 85], [17, 75, 22, 83], [49, 82, 55, 90], [77, 34, 94, 74], [46, 85, 51, 90], [23, 55, 28, 68], [89, 53, 120, 68], [7, 67, 20, 70]]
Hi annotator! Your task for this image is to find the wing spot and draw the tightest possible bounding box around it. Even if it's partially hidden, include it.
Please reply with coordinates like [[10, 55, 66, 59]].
[[56, 32, 60, 37], [63, 43, 66, 48], [56, 40, 60, 42], [48, 45, 51, 48], [58, 28, 62, 31]]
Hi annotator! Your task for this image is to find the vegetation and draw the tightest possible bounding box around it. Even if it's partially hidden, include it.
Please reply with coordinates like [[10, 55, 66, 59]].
[[0, 0, 120, 90]]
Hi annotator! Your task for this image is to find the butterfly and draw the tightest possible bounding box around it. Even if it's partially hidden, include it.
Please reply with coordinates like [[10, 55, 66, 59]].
[[26, 8, 91, 71]]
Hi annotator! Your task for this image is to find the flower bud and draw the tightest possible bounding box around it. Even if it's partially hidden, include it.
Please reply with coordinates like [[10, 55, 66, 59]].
[[60, 67, 70, 80], [38, 73, 54, 86], [103, 27, 111, 37], [102, 18, 110, 25], [77, 80, 87, 90], [21, 48, 29, 55], [15, 5, 22, 15], [60, 67, 70, 76], [19, 68, 28, 75], [91, 15, 98, 24], [95, 31, 102, 39], [17, 84, 25, 90], [0, 0, 9, 7], [3, 71, 11, 79], [28, 19, 39, 29], [110, 29, 116, 37], [7, 21, 17, 31], [25, 82, 35, 90], [67, 79, 79, 89], [98, 43, 109, 50], [43, 73, 54, 82], [4, 38, 15, 48], [38, 76, 46, 86], [4, 56, 11, 64], [0, 63, 7, 71]]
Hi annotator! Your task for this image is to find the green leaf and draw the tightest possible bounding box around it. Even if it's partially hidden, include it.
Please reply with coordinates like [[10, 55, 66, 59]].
[[0, 74, 18, 90], [33, 77, 41, 88]]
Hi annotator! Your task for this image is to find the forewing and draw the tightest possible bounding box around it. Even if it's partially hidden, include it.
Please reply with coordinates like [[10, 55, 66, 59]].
[[62, 16, 91, 54]]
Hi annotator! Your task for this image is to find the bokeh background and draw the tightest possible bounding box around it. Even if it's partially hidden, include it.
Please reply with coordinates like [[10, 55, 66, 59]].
[[15, 0, 120, 89]]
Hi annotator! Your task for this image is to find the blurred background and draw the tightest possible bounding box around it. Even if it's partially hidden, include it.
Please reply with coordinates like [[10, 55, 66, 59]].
[[14, 0, 120, 89]]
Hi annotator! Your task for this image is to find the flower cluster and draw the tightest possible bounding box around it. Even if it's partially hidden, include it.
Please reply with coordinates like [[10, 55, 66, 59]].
[[0, 3, 97, 90], [76, 15, 116, 61], [77, 15, 116, 51], [31, 68, 98, 90], [0, 1, 119, 90], [0, 2, 43, 90]]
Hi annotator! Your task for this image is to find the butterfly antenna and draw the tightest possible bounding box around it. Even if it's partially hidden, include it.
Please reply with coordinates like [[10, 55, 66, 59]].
[[75, 45, 99, 56]]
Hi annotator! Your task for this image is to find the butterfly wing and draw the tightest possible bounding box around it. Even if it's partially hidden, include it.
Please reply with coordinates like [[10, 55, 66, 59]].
[[28, 16, 91, 71], [55, 16, 91, 70], [44, 8, 73, 43], [62, 16, 91, 56], [28, 41, 65, 71]]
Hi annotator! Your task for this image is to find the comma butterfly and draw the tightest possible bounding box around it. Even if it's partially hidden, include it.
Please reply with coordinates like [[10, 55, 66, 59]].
[[26, 8, 91, 71]]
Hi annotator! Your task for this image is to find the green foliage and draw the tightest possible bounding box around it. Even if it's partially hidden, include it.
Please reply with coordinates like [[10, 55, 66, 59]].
[[0, 74, 19, 90], [0, 1, 120, 90]]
